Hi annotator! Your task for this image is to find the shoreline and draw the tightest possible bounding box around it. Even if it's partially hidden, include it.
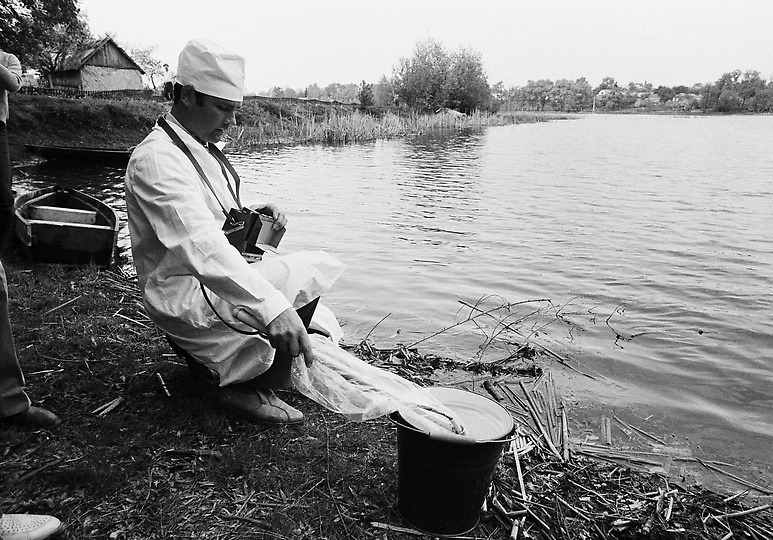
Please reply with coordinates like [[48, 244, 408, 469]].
[[1, 254, 771, 538]]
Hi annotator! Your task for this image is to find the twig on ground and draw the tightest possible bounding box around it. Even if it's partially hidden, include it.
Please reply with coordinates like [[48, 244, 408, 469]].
[[12, 456, 65, 486], [43, 295, 83, 316]]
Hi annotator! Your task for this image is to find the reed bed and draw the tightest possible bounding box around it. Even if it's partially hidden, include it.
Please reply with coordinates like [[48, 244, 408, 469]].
[[228, 108, 552, 150]]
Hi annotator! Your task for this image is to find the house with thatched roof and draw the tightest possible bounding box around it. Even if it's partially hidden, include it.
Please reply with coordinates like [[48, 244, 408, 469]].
[[50, 36, 144, 93]]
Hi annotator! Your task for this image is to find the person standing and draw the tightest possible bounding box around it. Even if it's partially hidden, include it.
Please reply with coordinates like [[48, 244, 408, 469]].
[[0, 259, 62, 538], [0, 260, 61, 428], [0, 48, 22, 256], [162, 63, 175, 101]]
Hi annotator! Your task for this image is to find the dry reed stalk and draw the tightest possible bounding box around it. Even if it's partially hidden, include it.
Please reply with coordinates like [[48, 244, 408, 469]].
[[163, 448, 223, 459], [613, 415, 667, 445], [156, 372, 171, 397], [369, 522, 424, 535], [43, 294, 83, 315], [600, 416, 612, 445], [92, 396, 123, 416], [519, 381, 563, 461], [560, 403, 570, 462], [115, 312, 150, 328], [697, 460, 773, 495]]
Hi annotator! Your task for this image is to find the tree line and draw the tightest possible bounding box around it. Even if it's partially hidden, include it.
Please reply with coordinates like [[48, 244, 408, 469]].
[[3, 2, 772, 115], [273, 37, 773, 115], [491, 70, 773, 114]]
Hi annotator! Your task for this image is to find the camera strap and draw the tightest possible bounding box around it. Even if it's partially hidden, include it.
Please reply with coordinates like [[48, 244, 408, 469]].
[[157, 116, 238, 222], [208, 143, 243, 208], [157, 116, 271, 336]]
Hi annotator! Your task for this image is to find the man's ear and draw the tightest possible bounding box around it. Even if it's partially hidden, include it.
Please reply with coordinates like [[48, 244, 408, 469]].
[[179, 84, 197, 106]]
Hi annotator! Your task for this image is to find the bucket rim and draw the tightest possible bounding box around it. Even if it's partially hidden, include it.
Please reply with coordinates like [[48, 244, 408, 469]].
[[389, 386, 515, 443]]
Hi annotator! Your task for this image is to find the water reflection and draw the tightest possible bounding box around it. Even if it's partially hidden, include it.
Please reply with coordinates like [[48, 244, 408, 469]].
[[398, 132, 483, 219]]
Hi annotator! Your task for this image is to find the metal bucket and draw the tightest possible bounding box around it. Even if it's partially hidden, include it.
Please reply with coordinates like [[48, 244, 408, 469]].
[[390, 387, 514, 536]]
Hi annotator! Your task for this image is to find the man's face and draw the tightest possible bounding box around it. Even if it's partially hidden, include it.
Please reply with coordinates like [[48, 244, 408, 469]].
[[187, 93, 240, 144]]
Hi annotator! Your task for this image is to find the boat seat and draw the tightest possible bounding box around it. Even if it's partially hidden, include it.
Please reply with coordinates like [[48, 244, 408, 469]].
[[166, 297, 320, 387], [29, 205, 97, 225]]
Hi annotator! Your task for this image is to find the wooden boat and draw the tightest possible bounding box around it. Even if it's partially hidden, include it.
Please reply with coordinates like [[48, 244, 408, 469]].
[[14, 186, 119, 268], [25, 144, 133, 166]]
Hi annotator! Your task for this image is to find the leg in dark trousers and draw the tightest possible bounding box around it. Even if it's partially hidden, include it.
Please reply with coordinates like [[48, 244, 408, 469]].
[[0, 121, 14, 255]]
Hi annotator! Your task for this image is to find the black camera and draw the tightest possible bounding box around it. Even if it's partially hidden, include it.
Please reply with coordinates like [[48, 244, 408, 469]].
[[222, 207, 285, 258]]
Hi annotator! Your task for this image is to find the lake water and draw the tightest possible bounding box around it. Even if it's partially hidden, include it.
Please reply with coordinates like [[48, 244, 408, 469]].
[[17, 113, 773, 490]]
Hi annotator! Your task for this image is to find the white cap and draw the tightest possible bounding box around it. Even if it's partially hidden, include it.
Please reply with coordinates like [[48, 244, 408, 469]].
[[176, 38, 245, 102]]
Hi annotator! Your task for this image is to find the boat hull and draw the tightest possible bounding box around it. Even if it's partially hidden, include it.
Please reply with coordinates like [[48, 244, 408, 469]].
[[14, 186, 119, 268], [25, 144, 132, 166]]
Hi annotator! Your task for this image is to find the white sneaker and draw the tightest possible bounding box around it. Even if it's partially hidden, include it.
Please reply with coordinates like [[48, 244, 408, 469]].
[[0, 514, 61, 540]]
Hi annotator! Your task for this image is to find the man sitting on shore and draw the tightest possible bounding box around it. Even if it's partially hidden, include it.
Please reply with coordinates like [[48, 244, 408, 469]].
[[125, 38, 343, 425]]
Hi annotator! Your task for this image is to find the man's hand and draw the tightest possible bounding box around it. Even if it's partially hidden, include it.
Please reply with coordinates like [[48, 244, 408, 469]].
[[253, 203, 287, 230], [266, 307, 316, 367]]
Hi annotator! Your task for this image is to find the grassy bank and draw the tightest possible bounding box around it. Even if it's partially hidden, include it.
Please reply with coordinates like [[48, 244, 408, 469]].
[[1, 254, 771, 539], [7, 94, 554, 162]]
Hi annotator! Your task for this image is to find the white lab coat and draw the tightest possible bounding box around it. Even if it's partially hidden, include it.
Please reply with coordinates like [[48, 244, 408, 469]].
[[125, 114, 344, 385]]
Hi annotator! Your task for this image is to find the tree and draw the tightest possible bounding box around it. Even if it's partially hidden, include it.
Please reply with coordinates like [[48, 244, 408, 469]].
[[750, 84, 773, 112], [656, 85, 675, 103], [548, 78, 585, 112], [594, 76, 618, 93], [523, 79, 553, 111], [37, 23, 92, 86], [391, 38, 492, 113], [736, 70, 766, 110], [573, 77, 594, 110], [127, 44, 163, 90], [446, 48, 490, 113], [490, 81, 506, 111], [392, 38, 451, 112], [699, 72, 739, 112], [373, 75, 395, 108], [305, 83, 323, 99], [593, 77, 624, 110], [0, 0, 89, 70], [716, 89, 743, 112], [357, 80, 374, 110]]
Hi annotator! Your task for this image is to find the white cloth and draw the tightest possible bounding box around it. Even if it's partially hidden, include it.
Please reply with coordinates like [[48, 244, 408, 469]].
[[125, 113, 344, 385], [292, 334, 464, 436]]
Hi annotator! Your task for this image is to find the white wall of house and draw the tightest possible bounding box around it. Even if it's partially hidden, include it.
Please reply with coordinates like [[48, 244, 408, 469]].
[[80, 65, 143, 91]]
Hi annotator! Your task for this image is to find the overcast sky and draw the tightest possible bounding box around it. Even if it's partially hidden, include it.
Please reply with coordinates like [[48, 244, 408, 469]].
[[79, 0, 773, 94]]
